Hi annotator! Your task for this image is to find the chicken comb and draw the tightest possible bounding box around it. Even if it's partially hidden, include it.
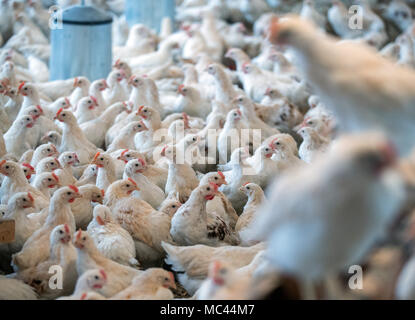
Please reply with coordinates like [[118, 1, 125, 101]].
[[18, 81, 25, 92], [217, 171, 225, 180], [269, 138, 279, 149], [99, 269, 107, 281], [120, 149, 129, 157], [54, 158, 61, 167], [0, 159, 6, 167], [137, 158, 146, 167], [80, 293, 87, 300], [209, 182, 219, 192], [169, 271, 175, 282], [52, 172, 59, 182], [138, 120, 147, 129], [27, 192, 34, 202], [243, 182, 251, 187], [161, 145, 168, 156], [68, 185, 79, 193], [55, 108, 63, 118], [93, 152, 101, 162], [101, 189, 105, 198], [211, 260, 222, 274], [127, 177, 137, 186], [22, 163, 35, 171], [90, 96, 98, 105], [177, 84, 185, 93], [64, 224, 70, 234], [36, 105, 43, 114], [138, 105, 145, 113]]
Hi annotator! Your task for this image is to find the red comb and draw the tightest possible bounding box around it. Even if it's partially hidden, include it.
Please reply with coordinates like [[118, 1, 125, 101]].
[[27, 192, 34, 202], [161, 145, 168, 155], [90, 96, 98, 105], [76, 229, 82, 241], [209, 182, 219, 192], [127, 177, 137, 186], [22, 163, 34, 171], [138, 105, 144, 113], [243, 182, 251, 186], [64, 224, 69, 234], [36, 105, 43, 114], [68, 185, 79, 193], [178, 84, 185, 93], [55, 108, 63, 118], [101, 189, 105, 197], [52, 172, 59, 182], [269, 138, 279, 149], [0, 159, 6, 167], [18, 81, 25, 91], [217, 171, 225, 180], [120, 149, 129, 157], [80, 293, 87, 300], [138, 158, 146, 167], [99, 269, 107, 281], [93, 152, 100, 162]]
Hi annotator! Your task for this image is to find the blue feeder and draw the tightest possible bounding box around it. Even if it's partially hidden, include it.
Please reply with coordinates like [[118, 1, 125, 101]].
[[125, 0, 176, 33], [49, 3, 113, 81]]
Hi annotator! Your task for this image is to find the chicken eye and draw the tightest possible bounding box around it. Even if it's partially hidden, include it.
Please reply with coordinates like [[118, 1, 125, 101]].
[[402, 12, 408, 19], [126, 184, 130, 187], [24, 87, 27, 90], [48, 178, 51, 181], [62, 102, 65, 105], [26, 118, 30, 121], [47, 148, 51, 152], [88, 100, 92, 104], [135, 163, 138, 166], [5, 166, 9, 169], [62, 114, 66, 117], [100, 158, 104, 161], [207, 187, 210, 191], [59, 230, 63, 234], [144, 110, 147, 112], [95, 276, 99, 280], [67, 192, 71, 195], [247, 187, 250, 190], [23, 198, 26, 201], [50, 162, 54, 165], [214, 177, 218, 180], [307, 121, 313, 125], [68, 156, 72, 159], [276, 142, 280, 145], [280, 113, 287, 121], [172, 205, 176, 208], [82, 237, 86, 241]]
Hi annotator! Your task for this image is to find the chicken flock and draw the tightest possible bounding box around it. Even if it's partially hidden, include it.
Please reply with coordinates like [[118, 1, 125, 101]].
[[0, 0, 415, 300]]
